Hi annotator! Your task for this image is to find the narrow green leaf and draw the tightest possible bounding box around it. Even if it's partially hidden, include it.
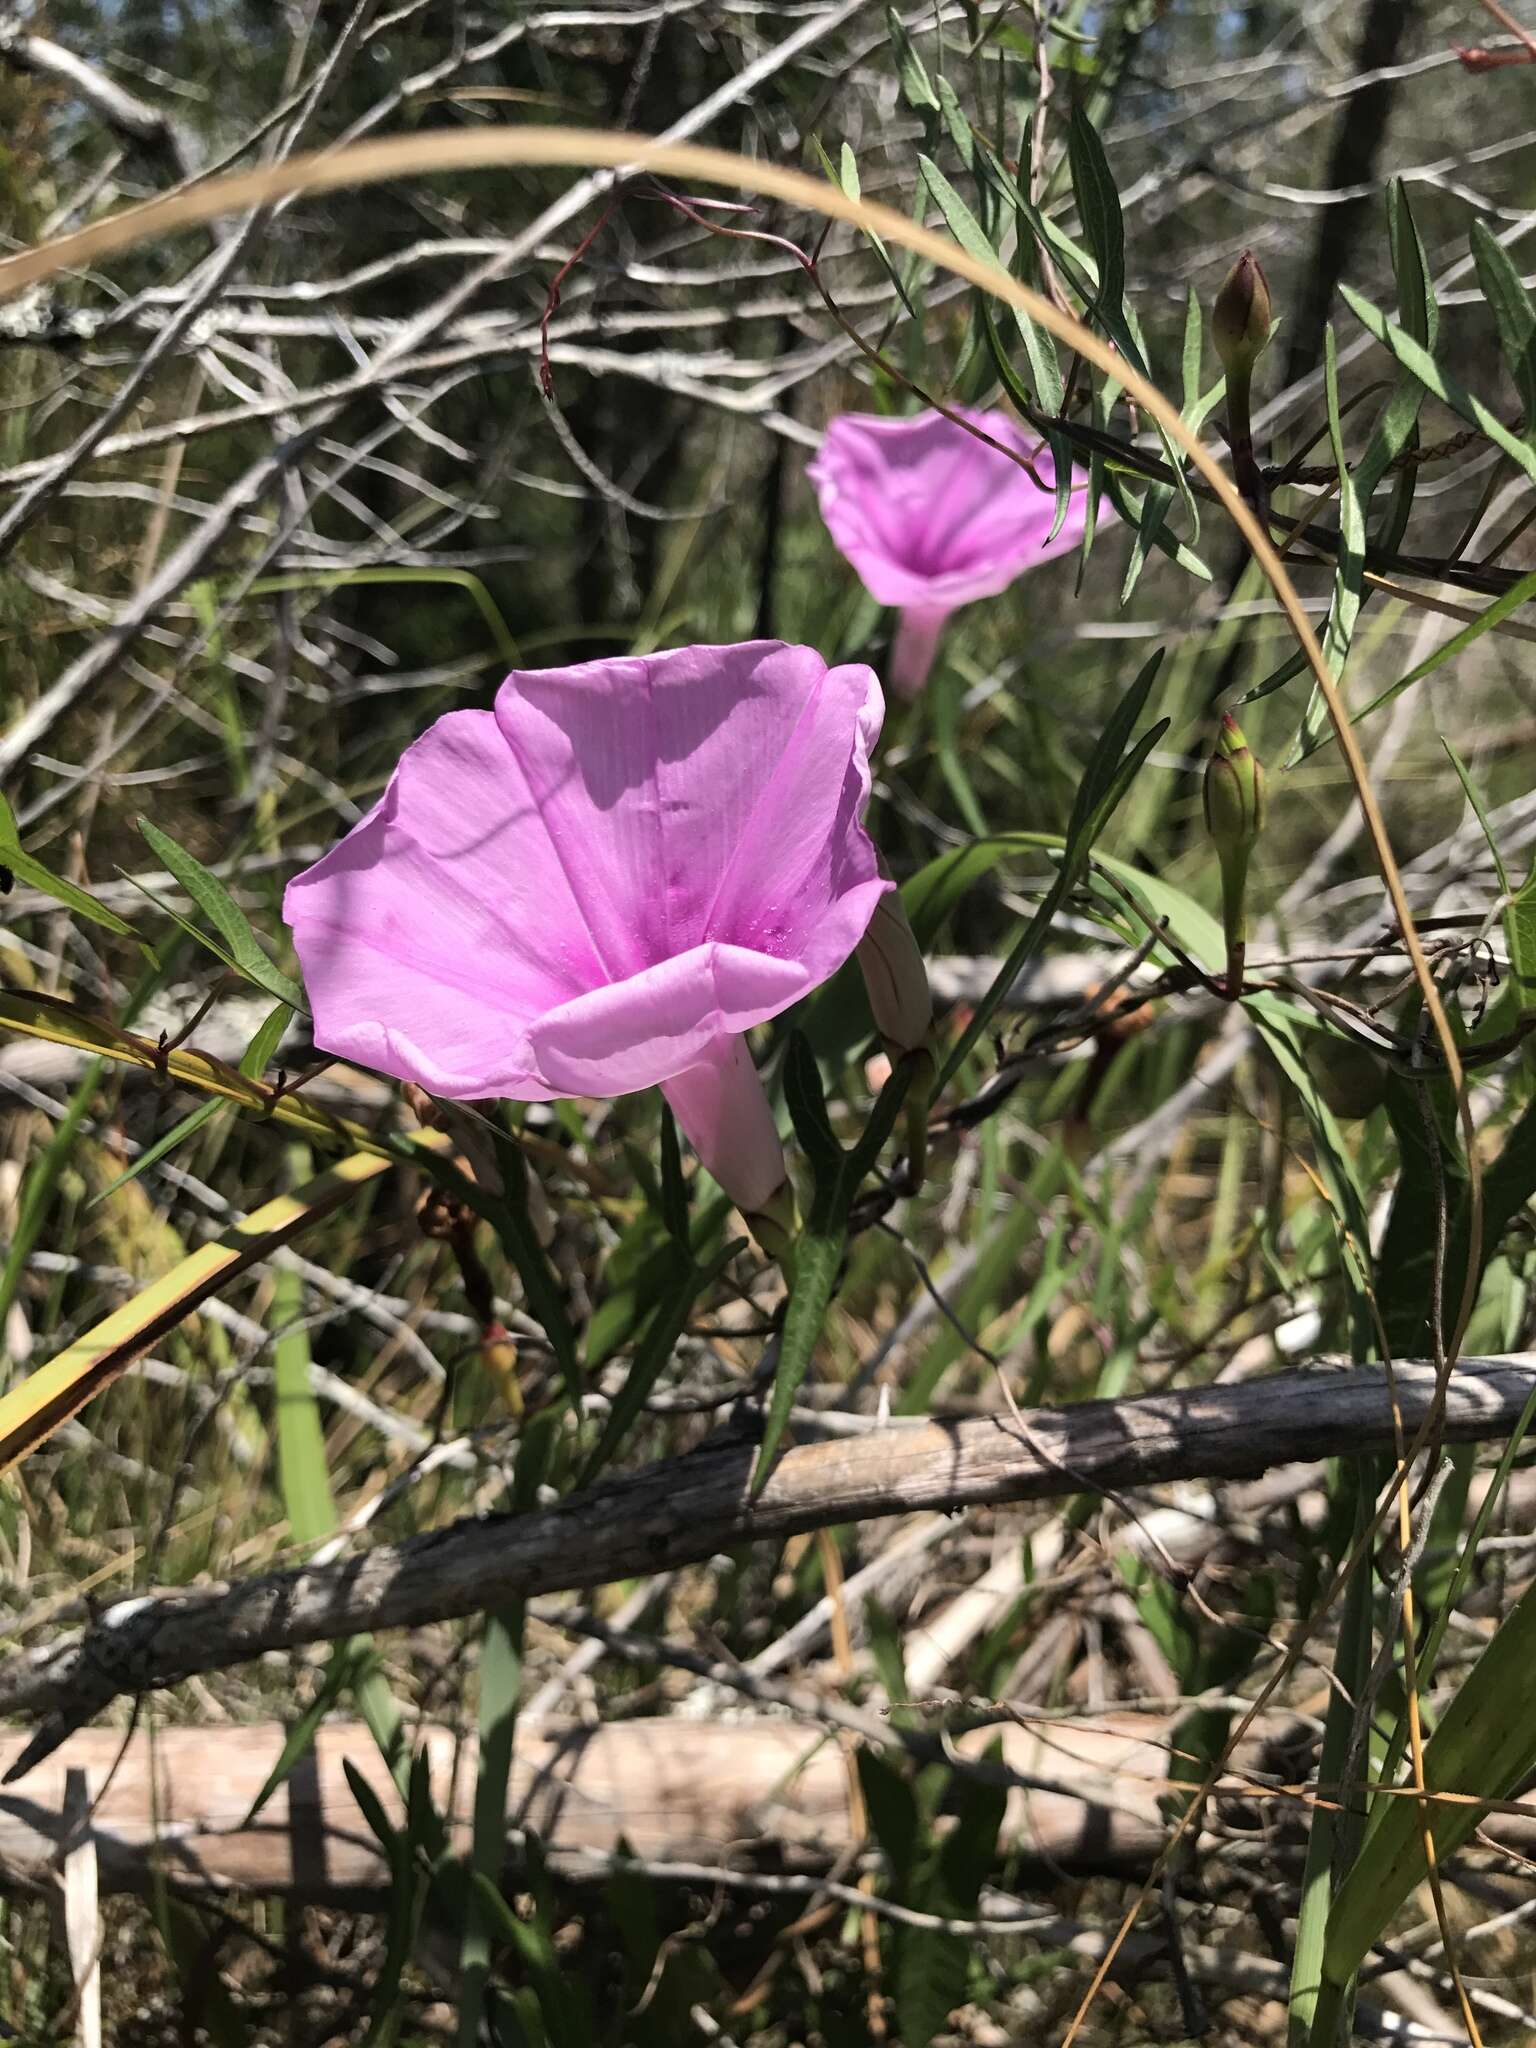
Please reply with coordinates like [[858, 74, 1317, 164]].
[[1502, 857, 1536, 1024], [578, 1238, 742, 1485], [1442, 738, 1510, 894], [1119, 481, 1176, 603], [1067, 102, 1125, 321], [1389, 179, 1439, 354], [344, 1757, 400, 1858], [1366, 181, 1436, 552], [977, 289, 1064, 422], [755, 1053, 913, 1485], [1290, 328, 1366, 764], [1342, 567, 1536, 739], [753, 1226, 844, 1489], [472, 1136, 582, 1407], [939, 650, 1169, 1090], [458, 1607, 525, 2048], [934, 75, 975, 169], [1471, 216, 1536, 452], [918, 152, 1000, 272], [1180, 285, 1203, 415], [1341, 282, 1536, 487], [887, 7, 939, 110], [1322, 1568, 1536, 1991], [136, 817, 304, 1009], [0, 793, 147, 949], [242, 1639, 374, 1825], [273, 1256, 331, 1549], [1370, 1377, 1536, 1823], [657, 1102, 689, 1251], [1058, 105, 1199, 536], [782, 1030, 843, 1182], [1289, 1478, 1375, 2047], [810, 135, 913, 315]]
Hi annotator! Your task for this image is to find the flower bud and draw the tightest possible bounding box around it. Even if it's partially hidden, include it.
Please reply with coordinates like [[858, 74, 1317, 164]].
[[1203, 713, 1266, 862], [857, 877, 933, 1056], [1308, 1033, 1389, 1122], [1204, 714, 1266, 999], [1212, 252, 1272, 379]]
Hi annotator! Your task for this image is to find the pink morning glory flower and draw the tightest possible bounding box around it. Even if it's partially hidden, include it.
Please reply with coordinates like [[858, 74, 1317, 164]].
[[283, 642, 889, 1223], [807, 407, 1089, 696]]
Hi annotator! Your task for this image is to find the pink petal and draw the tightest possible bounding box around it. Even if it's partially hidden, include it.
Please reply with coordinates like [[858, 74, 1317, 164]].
[[528, 942, 808, 1097], [495, 643, 885, 988], [284, 708, 604, 1098], [704, 658, 888, 987], [661, 1034, 787, 1214], [288, 643, 891, 1110], [808, 409, 1088, 612]]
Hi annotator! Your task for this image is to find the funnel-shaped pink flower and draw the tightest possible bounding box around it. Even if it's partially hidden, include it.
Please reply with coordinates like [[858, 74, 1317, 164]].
[[284, 642, 888, 1219], [807, 408, 1089, 696]]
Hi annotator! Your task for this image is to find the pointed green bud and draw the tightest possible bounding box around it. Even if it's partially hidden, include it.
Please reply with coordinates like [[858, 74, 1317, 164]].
[[1204, 714, 1266, 998], [1203, 713, 1266, 861], [1309, 1033, 1388, 1122], [1211, 251, 1272, 380], [857, 870, 933, 1057]]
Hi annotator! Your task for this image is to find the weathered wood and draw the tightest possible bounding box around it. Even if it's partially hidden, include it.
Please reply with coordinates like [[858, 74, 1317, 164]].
[[3, 1358, 1531, 1776], [0, 1714, 1267, 1896], [6, 1714, 1533, 1902]]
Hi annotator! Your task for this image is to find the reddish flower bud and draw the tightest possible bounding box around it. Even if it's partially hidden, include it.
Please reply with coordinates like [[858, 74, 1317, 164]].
[[1212, 252, 1272, 379]]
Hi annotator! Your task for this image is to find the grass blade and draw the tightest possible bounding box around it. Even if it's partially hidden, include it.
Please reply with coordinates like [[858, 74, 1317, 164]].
[[0, 1149, 392, 1474], [0, 793, 148, 951]]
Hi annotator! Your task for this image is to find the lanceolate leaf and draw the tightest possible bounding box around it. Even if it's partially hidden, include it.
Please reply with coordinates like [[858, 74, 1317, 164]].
[[1289, 328, 1366, 764], [887, 6, 939, 111], [754, 1042, 913, 1486], [1471, 215, 1536, 454], [1366, 181, 1436, 553], [939, 649, 1169, 1089], [1342, 281, 1536, 487], [136, 816, 305, 1009], [0, 792, 148, 950], [1067, 102, 1125, 329], [1320, 1569, 1536, 2001]]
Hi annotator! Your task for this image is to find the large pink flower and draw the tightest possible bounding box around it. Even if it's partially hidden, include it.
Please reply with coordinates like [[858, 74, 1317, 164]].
[[284, 643, 888, 1218], [807, 407, 1089, 696]]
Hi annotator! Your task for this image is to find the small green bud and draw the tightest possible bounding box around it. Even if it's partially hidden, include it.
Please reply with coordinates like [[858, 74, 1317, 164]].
[[1212, 251, 1272, 380], [1204, 715, 1266, 999], [1203, 713, 1267, 860], [857, 869, 933, 1057], [1308, 1032, 1389, 1122]]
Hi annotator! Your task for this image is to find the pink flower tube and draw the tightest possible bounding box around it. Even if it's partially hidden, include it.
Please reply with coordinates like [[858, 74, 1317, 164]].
[[807, 408, 1089, 696], [284, 643, 889, 1225]]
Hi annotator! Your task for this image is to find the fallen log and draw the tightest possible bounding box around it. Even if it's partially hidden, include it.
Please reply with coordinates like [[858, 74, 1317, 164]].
[[5, 1718, 1495, 2045], [4, 1713, 1534, 1902], [2, 1358, 1532, 1778], [0, 1713, 1281, 1897]]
